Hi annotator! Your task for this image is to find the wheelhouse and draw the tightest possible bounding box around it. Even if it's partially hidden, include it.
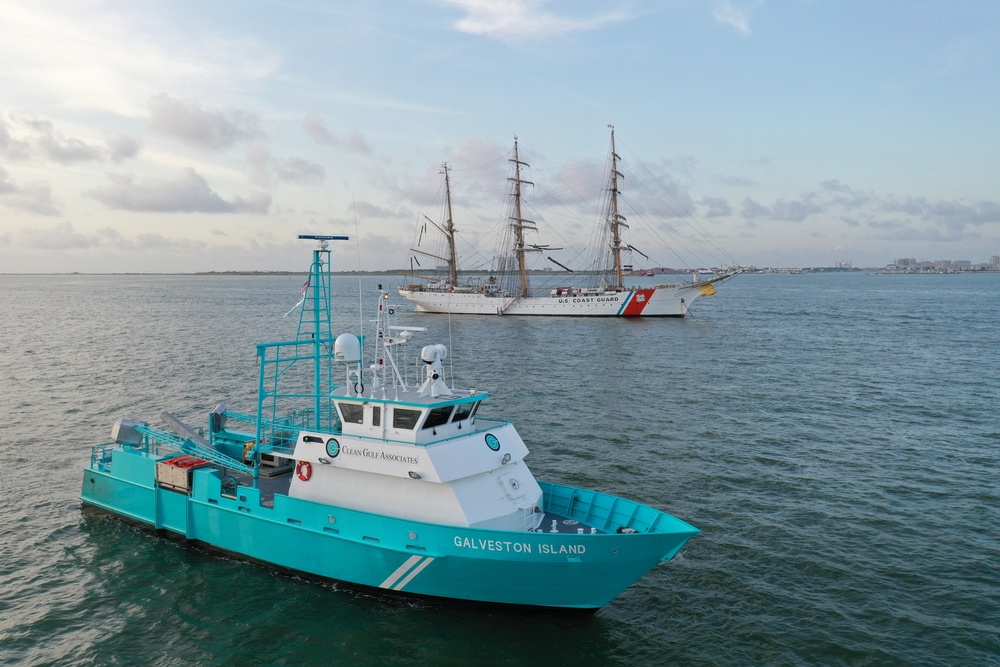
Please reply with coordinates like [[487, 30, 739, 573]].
[[332, 393, 485, 444]]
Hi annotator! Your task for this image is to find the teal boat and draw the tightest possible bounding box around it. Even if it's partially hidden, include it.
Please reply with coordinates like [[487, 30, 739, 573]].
[[80, 235, 699, 610]]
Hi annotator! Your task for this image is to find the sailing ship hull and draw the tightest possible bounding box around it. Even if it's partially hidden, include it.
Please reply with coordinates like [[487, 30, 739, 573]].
[[81, 447, 696, 610], [399, 281, 719, 317]]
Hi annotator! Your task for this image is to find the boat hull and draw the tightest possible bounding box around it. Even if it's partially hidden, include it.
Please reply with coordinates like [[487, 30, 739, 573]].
[[399, 282, 718, 317], [81, 448, 697, 610]]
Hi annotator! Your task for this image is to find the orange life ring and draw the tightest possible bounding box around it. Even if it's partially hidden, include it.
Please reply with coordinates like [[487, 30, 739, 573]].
[[296, 460, 312, 481]]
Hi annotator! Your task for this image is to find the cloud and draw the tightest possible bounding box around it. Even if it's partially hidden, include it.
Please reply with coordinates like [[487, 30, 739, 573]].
[[771, 194, 824, 222], [26, 118, 105, 164], [302, 114, 372, 155], [149, 93, 262, 150], [821, 179, 872, 209], [303, 113, 337, 145], [14, 221, 215, 254], [441, 0, 630, 42], [134, 233, 207, 251], [107, 133, 141, 162], [345, 129, 372, 156], [715, 173, 756, 187], [883, 196, 1000, 228], [740, 196, 771, 220], [713, 0, 757, 35], [0, 3, 280, 116], [19, 221, 99, 249], [735, 180, 1000, 250], [0, 116, 31, 160], [0, 112, 140, 164], [0, 166, 60, 215], [349, 200, 412, 219], [247, 146, 325, 187], [700, 196, 732, 218], [85, 167, 270, 213]]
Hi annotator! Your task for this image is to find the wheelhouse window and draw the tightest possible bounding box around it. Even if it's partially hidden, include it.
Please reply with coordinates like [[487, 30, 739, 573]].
[[338, 402, 363, 424], [372, 406, 381, 427], [451, 401, 479, 422], [392, 408, 421, 430], [422, 406, 454, 429]]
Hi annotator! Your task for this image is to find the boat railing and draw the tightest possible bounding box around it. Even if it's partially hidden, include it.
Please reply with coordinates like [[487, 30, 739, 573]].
[[540, 481, 699, 537], [89, 443, 116, 471], [122, 424, 187, 456], [256, 338, 341, 446], [220, 408, 305, 450], [131, 423, 253, 475]]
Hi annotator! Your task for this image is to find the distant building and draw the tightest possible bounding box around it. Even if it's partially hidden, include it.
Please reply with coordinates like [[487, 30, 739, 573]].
[[991, 255, 1000, 268], [895, 257, 917, 267]]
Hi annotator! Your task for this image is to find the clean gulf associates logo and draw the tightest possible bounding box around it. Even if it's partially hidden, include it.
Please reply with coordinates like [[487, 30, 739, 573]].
[[326, 438, 340, 458], [485, 433, 500, 451]]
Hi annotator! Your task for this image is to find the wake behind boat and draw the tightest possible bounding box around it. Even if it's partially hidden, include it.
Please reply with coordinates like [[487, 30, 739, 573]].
[[80, 235, 699, 610], [399, 127, 743, 317]]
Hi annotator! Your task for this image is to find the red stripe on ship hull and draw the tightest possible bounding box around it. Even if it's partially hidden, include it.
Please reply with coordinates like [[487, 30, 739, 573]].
[[621, 289, 655, 316]]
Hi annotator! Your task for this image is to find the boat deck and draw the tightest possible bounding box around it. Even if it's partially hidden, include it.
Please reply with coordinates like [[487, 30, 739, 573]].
[[224, 467, 293, 507], [532, 513, 605, 535], [215, 466, 605, 534]]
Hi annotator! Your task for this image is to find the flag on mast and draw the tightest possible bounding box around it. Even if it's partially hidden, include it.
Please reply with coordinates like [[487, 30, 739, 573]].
[[283, 278, 310, 317]]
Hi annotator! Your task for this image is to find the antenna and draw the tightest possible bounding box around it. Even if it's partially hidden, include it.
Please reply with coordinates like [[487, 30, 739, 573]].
[[352, 193, 364, 335], [298, 234, 349, 247], [371, 283, 426, 392]]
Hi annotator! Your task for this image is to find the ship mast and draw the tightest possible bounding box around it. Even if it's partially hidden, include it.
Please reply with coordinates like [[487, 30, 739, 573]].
[[608, 125, 629, 289], [509, 136, 535, 298], [442, 163, 458, 290]]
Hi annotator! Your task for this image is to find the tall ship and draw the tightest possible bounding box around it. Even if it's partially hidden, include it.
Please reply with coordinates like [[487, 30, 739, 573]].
[[80, 236, 699, 610], [399, 127, 742, 317]]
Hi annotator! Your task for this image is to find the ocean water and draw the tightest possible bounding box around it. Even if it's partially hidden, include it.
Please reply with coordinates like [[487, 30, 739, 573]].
[[1, 272, 998, 666]]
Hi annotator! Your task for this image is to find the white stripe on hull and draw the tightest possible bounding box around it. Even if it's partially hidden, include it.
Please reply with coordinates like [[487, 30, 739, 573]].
[[379, 554, 437, 591]]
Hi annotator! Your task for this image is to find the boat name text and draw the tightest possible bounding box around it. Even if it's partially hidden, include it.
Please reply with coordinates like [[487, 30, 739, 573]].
[[557, 296, 622, 305], [452, 536, 586, 555], [341, 445, 419, 465]]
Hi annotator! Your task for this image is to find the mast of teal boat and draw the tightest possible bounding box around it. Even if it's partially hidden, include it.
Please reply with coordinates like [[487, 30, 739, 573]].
[[296, 235, 349, 430]]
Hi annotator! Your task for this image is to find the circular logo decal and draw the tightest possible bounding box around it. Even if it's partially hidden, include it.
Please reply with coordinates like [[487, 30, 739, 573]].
[[326, 438, 341, 458], [485, 434, 500, 451]]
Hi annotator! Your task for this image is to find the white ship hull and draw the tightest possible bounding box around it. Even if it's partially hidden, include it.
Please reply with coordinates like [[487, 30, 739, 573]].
[[399, 281, 720, 317]]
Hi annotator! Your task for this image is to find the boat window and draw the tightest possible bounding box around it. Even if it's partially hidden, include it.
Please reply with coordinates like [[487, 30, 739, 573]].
[[338, 402, 363, 424], [372, 406, 381, 427], [452, 403, 474, 422], [422, 406, 454, 429], [469, 401, 481, 419], [392, 408, 421, 430]]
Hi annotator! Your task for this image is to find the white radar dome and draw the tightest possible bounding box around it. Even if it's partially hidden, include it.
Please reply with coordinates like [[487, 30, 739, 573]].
[[420, 344, 448, 363], [334, 333, 362, 363]]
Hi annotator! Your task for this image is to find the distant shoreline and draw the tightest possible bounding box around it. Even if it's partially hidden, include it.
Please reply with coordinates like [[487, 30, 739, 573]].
[[2, 268, 998, 276]]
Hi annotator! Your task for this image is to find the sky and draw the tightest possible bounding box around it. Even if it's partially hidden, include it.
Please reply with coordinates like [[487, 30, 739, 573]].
[[1, 0, 998, 273]]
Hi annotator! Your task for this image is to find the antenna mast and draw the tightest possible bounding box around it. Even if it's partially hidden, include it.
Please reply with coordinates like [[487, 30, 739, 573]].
[[295, 234, 349, 429]]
